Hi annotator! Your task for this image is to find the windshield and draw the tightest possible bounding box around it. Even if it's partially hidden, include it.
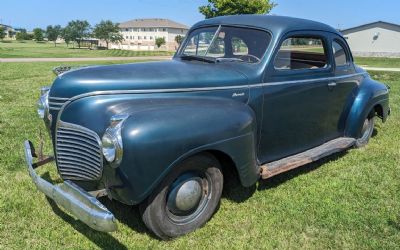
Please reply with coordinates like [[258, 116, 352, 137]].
[[178, 26, 271, 63]]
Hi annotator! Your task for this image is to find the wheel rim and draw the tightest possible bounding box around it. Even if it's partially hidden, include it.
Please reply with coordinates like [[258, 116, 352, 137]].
[[359, 118, 373, 141], [166, 171, 212, 224]]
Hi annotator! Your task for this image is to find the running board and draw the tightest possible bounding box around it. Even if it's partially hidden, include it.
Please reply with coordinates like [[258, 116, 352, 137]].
[[260, 137, 356, 179]]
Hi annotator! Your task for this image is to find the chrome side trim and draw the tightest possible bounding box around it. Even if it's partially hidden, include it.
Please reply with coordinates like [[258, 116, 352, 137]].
[[253, 72, 366, 87], [49, 97, 70, 101], [23, 140, 117, 232]]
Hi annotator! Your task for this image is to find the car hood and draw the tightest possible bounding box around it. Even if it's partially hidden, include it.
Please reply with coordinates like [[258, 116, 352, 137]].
[[50, 60, 249, 98]]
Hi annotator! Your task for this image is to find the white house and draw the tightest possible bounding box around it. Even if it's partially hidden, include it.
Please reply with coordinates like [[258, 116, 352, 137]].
[[341, 21, 400, 57], [0, 24, 15, 39], [114, 18, 189, 51]]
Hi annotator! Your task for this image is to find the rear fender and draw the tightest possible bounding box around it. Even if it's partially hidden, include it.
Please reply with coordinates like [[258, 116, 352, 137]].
[[345, 77, 389, 138]]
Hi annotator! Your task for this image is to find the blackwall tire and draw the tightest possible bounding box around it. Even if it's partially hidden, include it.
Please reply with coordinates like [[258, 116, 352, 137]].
[[355, 117, 375, 148], [140, 153, 223, 240]]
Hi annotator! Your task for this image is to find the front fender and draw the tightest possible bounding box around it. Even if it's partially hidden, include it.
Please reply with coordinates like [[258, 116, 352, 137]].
[[59, 94, 258, 204], [345, 76, 389, 138]]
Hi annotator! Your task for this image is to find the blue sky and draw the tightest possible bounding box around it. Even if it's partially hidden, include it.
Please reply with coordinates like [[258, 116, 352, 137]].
[[1, 0, 399, 30]]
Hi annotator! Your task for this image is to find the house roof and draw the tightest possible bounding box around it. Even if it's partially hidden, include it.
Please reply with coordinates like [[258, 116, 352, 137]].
[[0, 24, 12, 29], [340, 21, 400, 34], [192, 15, 340, 36], [119, 18, 189, 29]]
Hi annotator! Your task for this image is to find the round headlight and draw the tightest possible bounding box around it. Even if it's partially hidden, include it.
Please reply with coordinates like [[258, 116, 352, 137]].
[[37, 91, 49, 119], [101, 114, 128, 168], [102, 133, 117, 163]]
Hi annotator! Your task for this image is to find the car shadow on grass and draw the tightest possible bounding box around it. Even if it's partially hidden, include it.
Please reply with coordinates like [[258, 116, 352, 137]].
[[40, 147, 356, 242], [257, 151, 349, 191], [41, 172, 156, 247], [388, 217, 400, 231], [222, 151, 349, 203], [45, 196, 129, 249]]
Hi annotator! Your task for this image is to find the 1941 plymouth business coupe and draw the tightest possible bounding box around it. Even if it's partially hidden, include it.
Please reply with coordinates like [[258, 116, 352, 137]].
[[24, 15, 390, 239]]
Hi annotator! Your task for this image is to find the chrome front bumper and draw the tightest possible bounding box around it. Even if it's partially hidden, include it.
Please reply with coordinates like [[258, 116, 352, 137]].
[[23, 140, 117, 232]]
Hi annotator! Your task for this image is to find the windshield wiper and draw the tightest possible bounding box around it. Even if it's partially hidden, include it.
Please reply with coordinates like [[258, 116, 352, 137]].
[[180, 55, 216, 63], [216, 57, 245, 63]]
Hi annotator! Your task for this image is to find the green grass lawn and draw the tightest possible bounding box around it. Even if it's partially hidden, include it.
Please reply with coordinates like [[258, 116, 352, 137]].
[[354, 57, 400, 68], [0, 40, 174, 58], [0, 61, 399, 249]]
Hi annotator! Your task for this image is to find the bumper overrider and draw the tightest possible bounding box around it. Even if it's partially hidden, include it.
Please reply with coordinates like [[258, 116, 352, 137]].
[[23, 140, 118, 232]]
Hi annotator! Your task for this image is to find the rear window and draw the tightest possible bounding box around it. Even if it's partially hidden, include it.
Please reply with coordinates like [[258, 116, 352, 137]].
[[274, 37, 328, 70], [332, 41, 349, 66]]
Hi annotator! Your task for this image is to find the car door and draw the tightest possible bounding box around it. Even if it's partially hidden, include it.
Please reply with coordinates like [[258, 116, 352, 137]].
[[257, 31, 342, 164], [328, 36, 359, 132]]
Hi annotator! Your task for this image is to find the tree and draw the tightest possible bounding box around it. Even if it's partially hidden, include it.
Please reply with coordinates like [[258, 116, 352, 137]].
[[199, 0, 276, 19], [93, 20, 123, 49], [109, 32, 124, 47], [65, 20, 91, 48], [33, 28, 44, 41], [175, 35, 184, 45], [155, 37, 166, 48], [46, 25, 62, 47], [15, 29, 32, 41], [0, 27, 5, 40], [61, 26, 73, 47]]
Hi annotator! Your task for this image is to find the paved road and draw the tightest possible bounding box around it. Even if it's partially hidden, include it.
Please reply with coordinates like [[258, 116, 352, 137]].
[[361, 66, 400, 72], [0, 56, 171, 63]]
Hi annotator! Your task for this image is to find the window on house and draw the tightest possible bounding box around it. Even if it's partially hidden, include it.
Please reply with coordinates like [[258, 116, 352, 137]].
[[126, 36, 129, 39], [150, 36, 153, 40], [274, 36, 327, 70], [332, 40, 349, 66], [144, 36, 147, 40], [138, 36, 142, 39], [163, 28, 167, 32], [125, 28, 128, 32], [130, 36, 132, 39]]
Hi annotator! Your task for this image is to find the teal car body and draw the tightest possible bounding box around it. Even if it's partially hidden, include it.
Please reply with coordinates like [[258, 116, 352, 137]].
[[26, 15, 390, 233]]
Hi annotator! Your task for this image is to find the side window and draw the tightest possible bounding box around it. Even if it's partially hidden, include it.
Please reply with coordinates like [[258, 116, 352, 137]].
[[231, 37, 249, 56], [332, 40, 349, 66], [274, 36, 327, 70]]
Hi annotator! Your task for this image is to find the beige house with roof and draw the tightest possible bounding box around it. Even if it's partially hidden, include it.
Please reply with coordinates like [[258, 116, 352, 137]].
[[112, 18, 189, 51]]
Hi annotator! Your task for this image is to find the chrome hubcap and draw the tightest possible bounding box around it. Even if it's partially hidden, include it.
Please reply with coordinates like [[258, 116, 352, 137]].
[[167, 176, 203, 215]]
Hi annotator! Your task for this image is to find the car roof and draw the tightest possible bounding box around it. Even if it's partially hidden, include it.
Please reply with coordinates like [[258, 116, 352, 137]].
[[191, 15, 340, 36]]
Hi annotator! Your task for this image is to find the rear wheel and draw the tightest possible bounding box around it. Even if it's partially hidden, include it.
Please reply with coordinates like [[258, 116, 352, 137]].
[[355, 116, 375, 148], [140, 153, 223, 239]]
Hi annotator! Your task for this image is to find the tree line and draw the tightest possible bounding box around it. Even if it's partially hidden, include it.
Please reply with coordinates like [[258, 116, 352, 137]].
[[11, 20, 123, 49]]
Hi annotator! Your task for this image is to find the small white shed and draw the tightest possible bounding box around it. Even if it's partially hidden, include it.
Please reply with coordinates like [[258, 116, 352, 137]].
[[341, 21, 400, 57]]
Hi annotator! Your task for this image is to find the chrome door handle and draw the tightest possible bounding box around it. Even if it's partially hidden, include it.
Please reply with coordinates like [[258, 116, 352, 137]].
[[328, 82, 337, 87]]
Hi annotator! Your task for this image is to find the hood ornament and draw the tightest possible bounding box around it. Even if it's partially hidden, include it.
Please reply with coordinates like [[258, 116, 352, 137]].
[[53, 66, 73, 76]]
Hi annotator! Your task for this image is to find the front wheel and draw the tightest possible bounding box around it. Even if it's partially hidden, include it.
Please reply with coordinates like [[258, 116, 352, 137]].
[[140, 153, 223, 239], [355, 116, 375, 148]]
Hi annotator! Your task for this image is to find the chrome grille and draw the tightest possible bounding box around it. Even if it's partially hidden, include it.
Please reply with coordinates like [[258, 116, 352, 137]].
[[49, 97, 69, 111], [56, 121, 103, 181]]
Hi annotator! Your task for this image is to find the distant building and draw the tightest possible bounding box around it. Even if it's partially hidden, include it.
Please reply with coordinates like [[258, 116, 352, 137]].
[[115, 18, 189, 51], [0, 24, 16, 39], [341, 21, 400, 57]]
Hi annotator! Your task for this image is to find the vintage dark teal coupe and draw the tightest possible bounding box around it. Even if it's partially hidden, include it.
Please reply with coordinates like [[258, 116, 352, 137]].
[[24, 15, 390, 239]]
